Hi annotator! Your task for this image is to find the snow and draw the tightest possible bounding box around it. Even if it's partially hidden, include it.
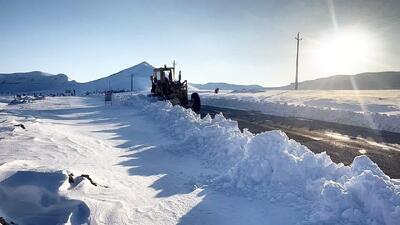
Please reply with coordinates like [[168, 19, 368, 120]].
[[119, 94, 400, 224], [0, 94, 399, 225], [201, 90, 400, 133], [118, 94, 250, 171], [190, 82, 264, 91], [80, 61, 154, 93], [218, 132, 400, 224], [0, 169, 90, 225]]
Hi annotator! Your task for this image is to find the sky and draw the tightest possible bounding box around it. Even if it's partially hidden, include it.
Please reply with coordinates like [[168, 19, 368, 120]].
[[0, 0, 399, 86]]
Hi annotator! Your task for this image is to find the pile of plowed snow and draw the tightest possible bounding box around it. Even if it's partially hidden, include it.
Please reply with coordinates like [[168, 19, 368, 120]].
[[116, 93, 400, 225], [201, 90, 400, 133]]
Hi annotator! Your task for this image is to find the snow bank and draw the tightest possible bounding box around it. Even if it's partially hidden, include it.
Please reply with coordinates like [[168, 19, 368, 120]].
[[0, 168, 90, 225], [116, 94, 400, 225], [117, 94, 251, 171], [220, 131, 400, 224], [202, 92, 400, 133]]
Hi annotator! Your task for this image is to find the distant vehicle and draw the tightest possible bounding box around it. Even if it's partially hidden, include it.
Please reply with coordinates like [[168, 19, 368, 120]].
[[150, 64, 201, 113]]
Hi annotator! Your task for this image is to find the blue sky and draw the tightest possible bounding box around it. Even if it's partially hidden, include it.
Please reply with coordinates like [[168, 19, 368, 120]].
[[0, 0, 399, 86]]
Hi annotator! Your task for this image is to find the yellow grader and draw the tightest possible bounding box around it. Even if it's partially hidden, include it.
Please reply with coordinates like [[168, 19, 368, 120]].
[[150, 64, 201, 113]]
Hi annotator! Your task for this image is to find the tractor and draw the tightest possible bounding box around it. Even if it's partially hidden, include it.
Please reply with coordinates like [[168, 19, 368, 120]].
[[150, 64, 201, 113]]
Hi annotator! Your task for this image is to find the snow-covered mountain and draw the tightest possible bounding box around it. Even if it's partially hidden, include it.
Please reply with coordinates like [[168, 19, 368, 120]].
[[0, 71, 78, 94], [80, 61, 154, 92], [0, 62, 155, 94]]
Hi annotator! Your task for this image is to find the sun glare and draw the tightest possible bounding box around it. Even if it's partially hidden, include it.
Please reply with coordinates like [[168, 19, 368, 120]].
[[314, 29, 376, 74]]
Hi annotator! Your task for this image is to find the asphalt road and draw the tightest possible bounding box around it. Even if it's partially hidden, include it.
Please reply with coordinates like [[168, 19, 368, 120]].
[[200, 105, 400, 178]]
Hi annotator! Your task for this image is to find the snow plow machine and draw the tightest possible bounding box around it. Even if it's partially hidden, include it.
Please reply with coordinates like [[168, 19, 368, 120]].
[[150, 64, 201, 113]]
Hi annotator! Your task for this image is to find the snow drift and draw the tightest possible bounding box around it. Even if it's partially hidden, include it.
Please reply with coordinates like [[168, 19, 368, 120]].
[[0, 169, 90, 225], [201, 92, 400, 133], [116, 93, 400, 225]]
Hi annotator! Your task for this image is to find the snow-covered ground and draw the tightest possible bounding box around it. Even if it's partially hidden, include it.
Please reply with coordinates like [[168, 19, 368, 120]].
[[201, 90, 400, 133], [0, 95, 399, 225]]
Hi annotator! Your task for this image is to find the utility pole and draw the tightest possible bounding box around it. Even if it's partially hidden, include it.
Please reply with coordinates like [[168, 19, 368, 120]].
[[131, 74, 133, 91], [172, 60, 177, 76], [295, 32, 302, 90]]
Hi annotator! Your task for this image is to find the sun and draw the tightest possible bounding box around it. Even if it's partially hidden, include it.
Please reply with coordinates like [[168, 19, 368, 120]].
[[314, 29, 376, 74]]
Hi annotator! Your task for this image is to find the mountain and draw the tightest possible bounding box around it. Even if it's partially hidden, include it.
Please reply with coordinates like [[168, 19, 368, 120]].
[[4, 64, 398, 94], [190, 82, 264, 91], [80, 61, 154, 92], [0, 71, 78, 94], [0, 62, 155, 94], [278, 71, 400, 90]]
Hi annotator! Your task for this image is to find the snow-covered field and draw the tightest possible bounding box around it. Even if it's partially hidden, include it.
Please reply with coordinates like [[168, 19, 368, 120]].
[[0, 95, 399, 225], [201, 90, 400, 133]]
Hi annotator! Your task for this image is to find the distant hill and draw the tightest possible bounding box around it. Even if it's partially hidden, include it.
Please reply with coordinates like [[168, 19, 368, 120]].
[[3, 65, 399, 94], [278, 71, 400, 90], [190, 82, 264, 91], [0, 62, 155, 94], [0, 71, 78, 94], [80, 61, 154, 92]]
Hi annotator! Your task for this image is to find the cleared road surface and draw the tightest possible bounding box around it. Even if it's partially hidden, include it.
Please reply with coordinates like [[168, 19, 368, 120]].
[[201, 105, 400, 178]]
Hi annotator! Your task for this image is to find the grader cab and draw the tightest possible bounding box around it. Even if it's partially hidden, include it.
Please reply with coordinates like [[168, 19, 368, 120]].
[[150, 64, 201, 113]]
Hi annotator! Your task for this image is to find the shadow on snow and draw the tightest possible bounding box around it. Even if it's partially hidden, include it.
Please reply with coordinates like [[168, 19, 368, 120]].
[[0, 171, 90, 225]]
